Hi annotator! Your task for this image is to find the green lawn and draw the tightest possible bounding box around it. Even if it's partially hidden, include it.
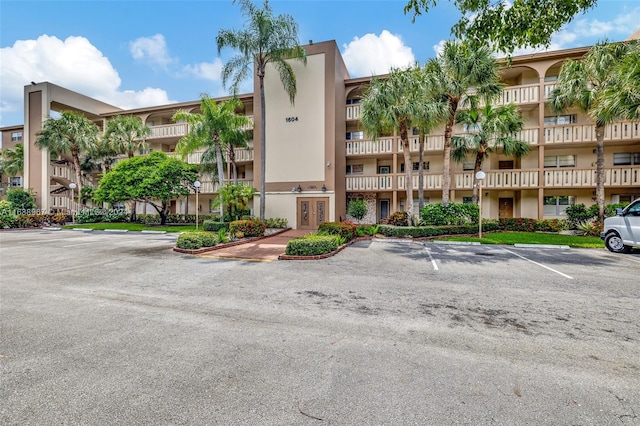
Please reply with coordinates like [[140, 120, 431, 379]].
[[439, 231, 604, 249], [62, 223, 197, 233]]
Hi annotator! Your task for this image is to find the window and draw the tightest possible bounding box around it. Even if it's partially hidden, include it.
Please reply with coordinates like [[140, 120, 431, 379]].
[[346, 131, 363, 140], [544, 155, 576, 168], [463, 160, 475, 171], [613, 152, 640, 166], [378, 166, 390, 174], [544, 114, 576, 126], [499, 161, 514, 170], [346, 164, 364, 174], [544, 195, 575, 216], [9, 177, 22, 187], [11, 132, 22, 141], [544, 75, 558, 82], [346, 98, 361, 105], [400, 162, 429, 172], [463, 197, 474, 204]]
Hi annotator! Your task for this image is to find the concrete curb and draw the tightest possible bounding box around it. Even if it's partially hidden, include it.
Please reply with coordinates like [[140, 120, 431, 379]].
[[514, 243, 571, 249], [72, 228, 94, 232], [173, 227, 292, 255], [104, 229, 129, 233], [433, 241, 481, 246], [141, 230, 167, 234]]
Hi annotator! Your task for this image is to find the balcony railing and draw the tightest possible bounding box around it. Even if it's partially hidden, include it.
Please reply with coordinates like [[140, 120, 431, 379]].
[[544, 121, 639, 144], [225, 148, 254, 162], [455, 170, 539, 189], [49, 195, 72, 210], [198, 179, 254, 193], [494, 84, 539, 106], [544, 83, 557, 99], [346, 138, 394, 155], [51, 164, 72, 180], [544, 167, 640, 187], [148, 123, 188, 139], [398, 173, 443, 190], [346, 174, 393, 191], [346, 105, 361, 120]]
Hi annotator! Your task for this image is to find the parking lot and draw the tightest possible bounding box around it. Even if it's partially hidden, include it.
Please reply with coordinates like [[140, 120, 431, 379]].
[[1, 230, 639, 425]]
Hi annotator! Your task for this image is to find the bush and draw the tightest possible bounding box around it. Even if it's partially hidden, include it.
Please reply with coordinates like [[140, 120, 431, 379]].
[[356, 224, 379, 237], [0, 200, 17, 228], [348, 199, 368, 221], [378, 224, 479, 238], [605, 202, 630, 217], [103, 209, 128, 222], [420, 202, 479, 226], [229, 219, 266, 238], [16, 214, 46, 227], [318, 221, 357, 241], [136, 214, 218, 225], [382, 211, 410, 226], [499, 217, 537, 232], [534, 218, 567, 232], [176, 231, 219, 250], [264, 217, 288, 229], [565, 204, 598, 229], [7, 188, 37, 212], [51, 213, 70, 225], [203, 221, 230, 232], [285, 234, 340, 256], [577, 220, 603, 237]]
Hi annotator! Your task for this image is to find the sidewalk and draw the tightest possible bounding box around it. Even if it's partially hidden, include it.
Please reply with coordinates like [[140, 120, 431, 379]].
[[196, 229, 310, 261]]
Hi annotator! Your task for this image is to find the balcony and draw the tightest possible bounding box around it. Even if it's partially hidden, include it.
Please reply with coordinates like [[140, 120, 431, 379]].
[[346, 105, 361, 121], [148, 123, 188, 140], [225, 148, 254, 163], [398, 173, 443, 190], [544, 83, 556, 99], [49, 195, 72, 210], [455, 170, 539, 189], [493, 84, 539, 106], [346, 174, 393, 191], [544, 167, 640, 187], [198, 179, 254, 193], [544, 121, 639, 144], [346, 138, 394, 156]]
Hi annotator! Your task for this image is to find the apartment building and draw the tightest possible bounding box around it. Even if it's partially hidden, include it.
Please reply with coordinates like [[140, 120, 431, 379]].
[[1, 38, 639, 229]]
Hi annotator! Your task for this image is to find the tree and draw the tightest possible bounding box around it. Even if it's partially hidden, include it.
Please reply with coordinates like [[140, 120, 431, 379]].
[[424, 40, 502, 205], [348, 199, 368, 222], [7, 188, 36, 212], [217, 0, 306, 221], [404, 0, 598, 54], [549, 41, 631, 223], [104, 115, 150, 158], [94, 151, 198, 225], [35, 110, 99, 196], [2, 143, 24, 178], [596, 40, 640, 121], [215, 182, 257, 221], [361, 65, 447, 224], [451, 103, 530, 204], [173, 95, 251, 219]]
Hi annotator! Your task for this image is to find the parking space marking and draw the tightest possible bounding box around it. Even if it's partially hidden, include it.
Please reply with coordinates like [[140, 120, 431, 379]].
[[424, 248, 439, 271], [502, 248, 574, 279]]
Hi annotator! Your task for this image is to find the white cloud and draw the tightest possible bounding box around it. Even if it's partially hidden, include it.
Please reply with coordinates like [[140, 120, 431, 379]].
[[342, 30, 415, 77], [129, 34, 174, 68], [432, 40, 447, 57], [0, 35, 173, 125], [182, 58, 223, 81]]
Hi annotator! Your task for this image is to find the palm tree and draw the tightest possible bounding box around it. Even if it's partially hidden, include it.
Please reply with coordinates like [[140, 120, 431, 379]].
[[2, 143, 24, 178], [596, 40, 640, 121], [225, 128, 251, 184], [35, 110, 99, 196], [173, 95, 251, 219], [424, 40, 502, 205], [452, 103, 530, 204], [361, 65, 447, 224], [550, 41, 631, 222], [217, 0, 306, 220], [104, 115, 150, 158]]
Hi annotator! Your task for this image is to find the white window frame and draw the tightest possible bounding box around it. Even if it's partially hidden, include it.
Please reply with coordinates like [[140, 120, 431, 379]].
[[346, 164, 364, 175], [543, 195, 575, 216], [544, 155, 576, 168], [11, 132, 22, 141]]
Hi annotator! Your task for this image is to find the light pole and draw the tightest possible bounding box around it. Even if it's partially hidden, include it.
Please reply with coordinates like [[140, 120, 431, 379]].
[[194, 180, 201, 230], [69, 182, 77, 224], [475, 171, 486, 239]]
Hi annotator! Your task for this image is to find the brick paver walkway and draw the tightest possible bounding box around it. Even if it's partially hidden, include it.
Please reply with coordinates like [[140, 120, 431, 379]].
[[197, 229, 311, 261]]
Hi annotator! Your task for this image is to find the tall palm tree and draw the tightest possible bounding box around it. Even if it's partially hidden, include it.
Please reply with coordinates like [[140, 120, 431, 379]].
[[452, 103, 530, 204], [35, 110, 99, 195], [596, 40, 640, 121], [217, 0, 306, 220], [104, 115, 150, 158], [2, 143, 24, 178], [424, 40, 502, 205], [550, 41, 631, 222], [173, 95, 251, 219], [361, 65, 447, 224], [225, 128, 251, 184]]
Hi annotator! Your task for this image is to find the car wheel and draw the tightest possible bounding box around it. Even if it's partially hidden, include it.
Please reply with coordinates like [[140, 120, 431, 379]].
[[605, 233, 631, 253]]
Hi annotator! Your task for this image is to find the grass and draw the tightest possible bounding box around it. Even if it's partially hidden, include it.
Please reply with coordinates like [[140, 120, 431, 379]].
[[61, 223, 197, 233], [439, 231, 604, 249]]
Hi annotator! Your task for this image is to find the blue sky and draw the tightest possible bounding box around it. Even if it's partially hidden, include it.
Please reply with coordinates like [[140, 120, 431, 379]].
[[1, 0, 639, 128]]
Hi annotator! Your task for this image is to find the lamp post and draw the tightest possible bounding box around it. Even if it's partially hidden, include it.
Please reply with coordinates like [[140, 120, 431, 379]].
[[69, 182, 77, 224], [194, 180, 201, 230], [475, 171, 486, 239]]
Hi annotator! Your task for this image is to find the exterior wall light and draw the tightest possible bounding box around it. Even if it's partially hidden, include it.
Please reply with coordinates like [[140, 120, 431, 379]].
[[321, 184, 327, 192]]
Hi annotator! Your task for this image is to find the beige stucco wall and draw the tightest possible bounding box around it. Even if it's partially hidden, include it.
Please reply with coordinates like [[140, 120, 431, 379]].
[[264, 54, 326, 183], [258, 192, 335, 228]]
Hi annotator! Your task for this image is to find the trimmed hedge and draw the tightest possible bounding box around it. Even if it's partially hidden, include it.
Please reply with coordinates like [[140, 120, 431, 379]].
[[135, 214, 218, 225], [378, 224, 479, 238], [317, 221, 357, 241], [229, 219, 266, 238], [420, 202, 479, 226], [203, 220, 230, 232], [285, 234, 340, 256], [176, 231, 219, 250]]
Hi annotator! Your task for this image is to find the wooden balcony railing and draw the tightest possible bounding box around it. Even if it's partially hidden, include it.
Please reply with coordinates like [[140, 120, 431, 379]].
[[397, 173, 443, 190], [346, 138, 394, 155], [455, 170, 539, 189], [494, 84, 539, 106], [346, 174, 393, 191], [544, 83, 557, 99], [198, 179, 254, 193], [346, 105, 361, 120], [49, 195, 72, 210], [544, 167, 640, 187], [148, 123, 188, 139], [544, 121, 639, 144], [225, 148, 254, 162]]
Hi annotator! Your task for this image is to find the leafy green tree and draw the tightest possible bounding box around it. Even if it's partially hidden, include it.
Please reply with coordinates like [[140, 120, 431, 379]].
[[173, 95, 251, 219], [549, 41, 631, 222], [596, 40, 640, 121], [7, 188, 36, 212], [215, 182, 257, 221], [2, 143, 24, 178], [217, 0, 306, 221], [35, 111, 99, 195], [404, 0, 598, 54], [424, 40, 502, 205], [361, 65, 447, 224], [348, 199, 368, 222], [94, 151, 198, 225], [452, 104, 530, 204]]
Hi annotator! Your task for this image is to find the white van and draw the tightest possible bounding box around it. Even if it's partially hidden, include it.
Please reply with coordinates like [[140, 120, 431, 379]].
[[601, 199, 640, 253]]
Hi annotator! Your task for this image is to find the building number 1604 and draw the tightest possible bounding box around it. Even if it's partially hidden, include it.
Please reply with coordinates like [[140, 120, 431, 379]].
[[285, 116, 299, 122]]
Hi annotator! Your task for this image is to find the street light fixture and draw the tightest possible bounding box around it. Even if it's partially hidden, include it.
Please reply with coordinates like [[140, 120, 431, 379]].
[[194, 180, 201, 230], [475, 171, 486, 239], [69, 182, 77, 224]]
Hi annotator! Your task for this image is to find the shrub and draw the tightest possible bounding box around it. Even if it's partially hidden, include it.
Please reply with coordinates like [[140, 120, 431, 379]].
[[229, 219, 266, 238], [499, 217, 537, 232], [565, 204, 597, 229], [377, 224, 479, 238], [382, 211, 410, 226], [17, 214, 46, 227], [7, 188, 37, 212], [217, 228, 229, 244], [264, 217, 288, 228], [318, 221, 357, 241], [577, 220, 603, 237], [348, 199, 368, 221], [534, 218, 567, 232], [51, 213, 70, 225], [203, 220, 230, 232], [75, 208, 104, 224], [605, 202, 630, 217], [285, 234, 340, 256], [103, 209, 128, 222], [420, 202, 479, 226], [356, 224, 379, 237], [0, 200, 17, 228], [176, 231, 219, 250]]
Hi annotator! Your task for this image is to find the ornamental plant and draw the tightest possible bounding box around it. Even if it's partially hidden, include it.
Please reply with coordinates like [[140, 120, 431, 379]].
[[229, 219, 266, 238], [0, 200, 17, 228], [317, 221, 357, 241]]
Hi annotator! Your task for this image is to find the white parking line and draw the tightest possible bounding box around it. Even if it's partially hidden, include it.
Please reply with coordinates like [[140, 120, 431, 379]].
[[502, 248, 574, 279], [424, 248, 439, 271]]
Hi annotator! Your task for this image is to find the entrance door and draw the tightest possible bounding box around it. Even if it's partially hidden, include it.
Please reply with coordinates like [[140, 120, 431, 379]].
[[297, 197, 329, 230], [499, 198, 514, 218], [379, 199, 390, 223]]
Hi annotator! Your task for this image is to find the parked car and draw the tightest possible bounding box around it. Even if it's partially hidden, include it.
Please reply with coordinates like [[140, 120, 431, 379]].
[[601, 199, 640, 253]]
